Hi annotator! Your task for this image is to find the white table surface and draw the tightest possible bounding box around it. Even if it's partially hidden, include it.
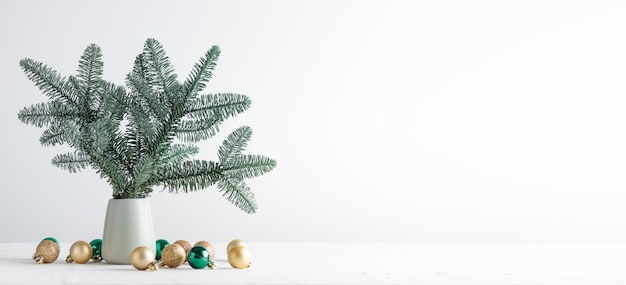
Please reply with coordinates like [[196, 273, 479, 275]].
[[1, 242, 625, 284]]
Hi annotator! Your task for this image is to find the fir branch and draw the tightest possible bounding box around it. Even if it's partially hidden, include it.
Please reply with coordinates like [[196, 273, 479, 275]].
[[124, 110, 155, 160], [59, 121, 81, 149], [127, 53, 168, 120], [218, 126, 252, 162], [76, 44, 104, 112], [107, 130, 134, 176], [142, 38, 179, 101], [132, 156, 156, 194], [132, 54, 149, 79], [51, 152, 90, 173], [126, 73, 167, 120], [94, 87, 134, 178], [39, 123, 67, 146], [218, 178, 257, 214], [85, 118, 133, 193], [19, 39, 276, 211], [18, 101, 78, 127], [138, 39, 187, 161], [152, 160, 222, 193], [98, 82, 126, 120], [184, 93, 251, 120], [159, 144, 200, 165], [120, 75, 158, 160], [83, 125, 132, 198], [93, 157, 131, 198], [183, 45, 220, 99], [20, 58, 77, 107], [175, 115, 223, 142], [66, 76, 88, 119], [222, 154, 276, 179], [144, 118, 178, 160], [67, 75, 81, 92], [95, 116, 133, 180]]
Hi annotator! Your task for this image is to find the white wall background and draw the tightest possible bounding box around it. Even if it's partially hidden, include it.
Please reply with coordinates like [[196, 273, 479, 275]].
[[1, 0, 626, 243]]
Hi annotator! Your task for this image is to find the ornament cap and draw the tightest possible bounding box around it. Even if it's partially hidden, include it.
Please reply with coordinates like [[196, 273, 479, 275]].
[[148, 261, 159, 271]]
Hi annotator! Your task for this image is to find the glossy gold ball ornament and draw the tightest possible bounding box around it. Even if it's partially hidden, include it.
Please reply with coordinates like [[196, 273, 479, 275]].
[[130, 246, 158, 271], [227, 245, 252, 269], [194, 241, 215, 260], [66, 240, 92, 264], [173, 240, 192, 261], [160, 243, 186, 268], [33, 239, 60, 264], [226, 239, 248, 253]]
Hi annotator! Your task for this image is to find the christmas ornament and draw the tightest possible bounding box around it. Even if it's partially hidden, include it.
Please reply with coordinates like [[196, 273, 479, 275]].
[[228, 245, 251, 269], [155, 239, 169, 260], [194, 241, 215, 261], [43, 237, 60, 247], [160, 243, 186, 268], [227, 239, 248, 253], [66, 240, 92, 264], [90, 239, 102, 262], [173, 240, 191, 261], [188, 245, 214, 269], [130, 246, 158, 271], [32, 238, 60, 264]]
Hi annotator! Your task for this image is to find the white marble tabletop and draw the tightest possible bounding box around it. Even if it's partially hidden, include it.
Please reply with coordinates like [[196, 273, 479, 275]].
[[1, 242, 625, 284]]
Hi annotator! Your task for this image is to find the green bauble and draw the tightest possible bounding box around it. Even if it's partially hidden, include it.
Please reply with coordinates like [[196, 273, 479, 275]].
[[187, 246, 210, 269], [89, 239, 102, 256], [155, 239, 169, 260], [90, 239, 102, 261], [43, 237, 60, 249]]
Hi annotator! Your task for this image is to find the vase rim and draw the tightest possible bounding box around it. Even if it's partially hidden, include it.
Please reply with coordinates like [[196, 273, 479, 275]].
[[110, 197, 150, 200], [108, 198, 151, 203]]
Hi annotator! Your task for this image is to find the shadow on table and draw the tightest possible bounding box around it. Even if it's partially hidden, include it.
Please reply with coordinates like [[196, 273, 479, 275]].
[[110, 267, 236, 271], [109, 260, 237, 271], [12, 257, 240, 270]]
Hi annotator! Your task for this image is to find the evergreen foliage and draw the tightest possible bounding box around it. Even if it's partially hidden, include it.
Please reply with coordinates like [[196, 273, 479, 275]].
[[18, 39, 276, 214]]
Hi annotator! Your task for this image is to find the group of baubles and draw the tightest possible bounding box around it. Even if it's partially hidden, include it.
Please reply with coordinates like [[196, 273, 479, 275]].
[[32, 237, 252, 270]]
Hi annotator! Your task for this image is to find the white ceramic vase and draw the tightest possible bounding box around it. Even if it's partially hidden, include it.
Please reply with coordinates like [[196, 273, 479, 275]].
[[101, 198, 156, 264]]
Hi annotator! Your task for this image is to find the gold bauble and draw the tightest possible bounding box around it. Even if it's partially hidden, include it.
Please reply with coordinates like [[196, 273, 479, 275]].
[[66, 240, 92, 264], [194, 241, 216, 261], [226, 239, 248, 253], [130, 246, 155, 270], [173, 240, 191, 261], [161, 243, 186, 268], [33, 240, 60, 264], [227, 245, 251, 269]]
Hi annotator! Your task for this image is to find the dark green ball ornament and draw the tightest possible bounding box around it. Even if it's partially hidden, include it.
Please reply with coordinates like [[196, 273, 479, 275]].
[[90, 239, 103, 262], [155, 239, 169, 260], [188, 245, 210, 269]]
